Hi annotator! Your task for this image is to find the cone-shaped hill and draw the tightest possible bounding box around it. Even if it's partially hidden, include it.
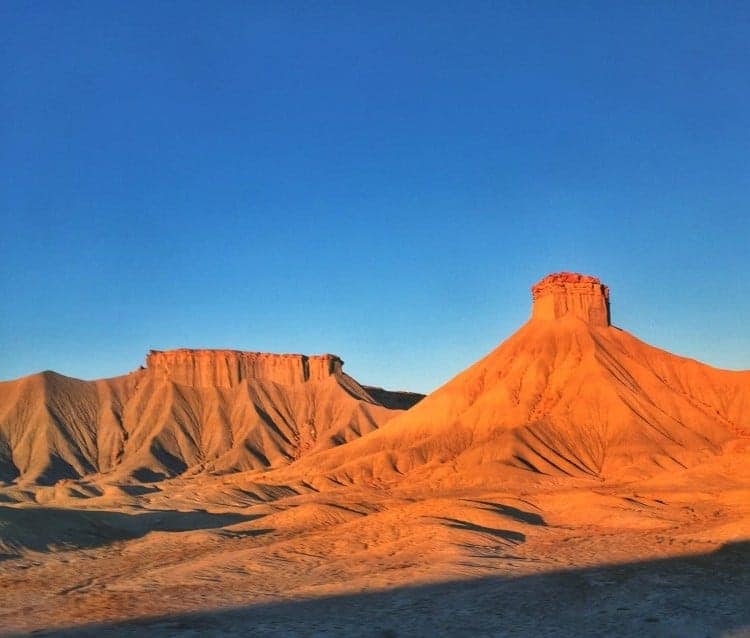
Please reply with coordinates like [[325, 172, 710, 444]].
[[290, 273, 750, 487], [0, 350, 423, 485]]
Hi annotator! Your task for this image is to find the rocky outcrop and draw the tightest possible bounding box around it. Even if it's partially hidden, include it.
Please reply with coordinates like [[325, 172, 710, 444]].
[[531, 272, 610, 326], [146, 349, 344, 388]]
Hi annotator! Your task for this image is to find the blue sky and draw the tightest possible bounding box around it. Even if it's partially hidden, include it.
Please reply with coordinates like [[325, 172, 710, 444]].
[[1, 2, 749, 392]]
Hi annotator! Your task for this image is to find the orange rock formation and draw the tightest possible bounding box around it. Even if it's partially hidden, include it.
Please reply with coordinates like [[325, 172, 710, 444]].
[[287, 273, 750, 487], [531, 272, 610, 326]]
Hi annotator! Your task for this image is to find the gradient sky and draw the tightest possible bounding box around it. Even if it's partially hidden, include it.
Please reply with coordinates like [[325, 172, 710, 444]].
[[1, 2, 749, 393]]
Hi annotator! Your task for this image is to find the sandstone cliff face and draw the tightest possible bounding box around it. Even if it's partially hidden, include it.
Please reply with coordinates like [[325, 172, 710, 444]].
[[531, 272, 610, 327], [146, 349, 343, 388]]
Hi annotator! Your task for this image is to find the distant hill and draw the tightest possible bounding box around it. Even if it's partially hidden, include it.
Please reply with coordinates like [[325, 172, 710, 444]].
[[0, 349, 423, 484]]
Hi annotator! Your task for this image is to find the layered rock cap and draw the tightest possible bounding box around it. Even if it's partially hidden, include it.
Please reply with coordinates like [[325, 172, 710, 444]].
[[146, 349, 344, 387], [531, 272, 610, 326]]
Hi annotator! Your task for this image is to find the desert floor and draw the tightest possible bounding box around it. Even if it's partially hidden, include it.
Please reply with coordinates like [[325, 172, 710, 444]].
[[2, 469, 750, 637]]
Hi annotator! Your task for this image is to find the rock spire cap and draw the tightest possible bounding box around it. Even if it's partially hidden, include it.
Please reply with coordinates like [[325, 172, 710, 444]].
[[531, 272, 610, 326]]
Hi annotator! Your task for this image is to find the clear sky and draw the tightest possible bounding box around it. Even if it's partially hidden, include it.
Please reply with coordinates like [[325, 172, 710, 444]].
[[1, 2, 749, 393]]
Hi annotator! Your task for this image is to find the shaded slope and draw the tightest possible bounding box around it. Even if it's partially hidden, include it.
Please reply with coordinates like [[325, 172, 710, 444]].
[[0, 371, 136, 485]]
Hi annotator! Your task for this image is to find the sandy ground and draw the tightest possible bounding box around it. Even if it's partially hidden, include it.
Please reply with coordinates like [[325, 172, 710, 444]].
[[2, 471, 750, 637]]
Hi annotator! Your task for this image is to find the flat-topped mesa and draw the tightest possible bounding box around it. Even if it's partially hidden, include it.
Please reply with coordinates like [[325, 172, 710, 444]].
[[146, 349, 344, 388], [531, 272, 611, 327]]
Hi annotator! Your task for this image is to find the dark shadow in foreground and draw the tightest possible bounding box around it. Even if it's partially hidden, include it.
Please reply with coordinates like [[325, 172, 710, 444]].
[[0, 506, 265, 559], [10, 540, 750, 637]]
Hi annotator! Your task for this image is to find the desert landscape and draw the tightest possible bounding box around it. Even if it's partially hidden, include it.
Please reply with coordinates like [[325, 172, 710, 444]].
[[1, 273, 749, 637], [4, 4, 749, 635]]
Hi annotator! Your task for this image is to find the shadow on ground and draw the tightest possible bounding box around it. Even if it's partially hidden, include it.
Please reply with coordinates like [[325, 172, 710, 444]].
[[435, 516, 527, 543], [0, 506, 264, 558], [463, 499, 547, 526], [11, 540, 750, 637]]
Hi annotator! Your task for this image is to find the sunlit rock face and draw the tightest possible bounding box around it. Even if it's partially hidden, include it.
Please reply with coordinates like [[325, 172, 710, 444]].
[[531, 272, 611, 327], [146, 349, 344, 387]]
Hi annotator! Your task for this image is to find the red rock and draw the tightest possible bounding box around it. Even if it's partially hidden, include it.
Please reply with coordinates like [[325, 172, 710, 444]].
[[531, 272, 610, 326]]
